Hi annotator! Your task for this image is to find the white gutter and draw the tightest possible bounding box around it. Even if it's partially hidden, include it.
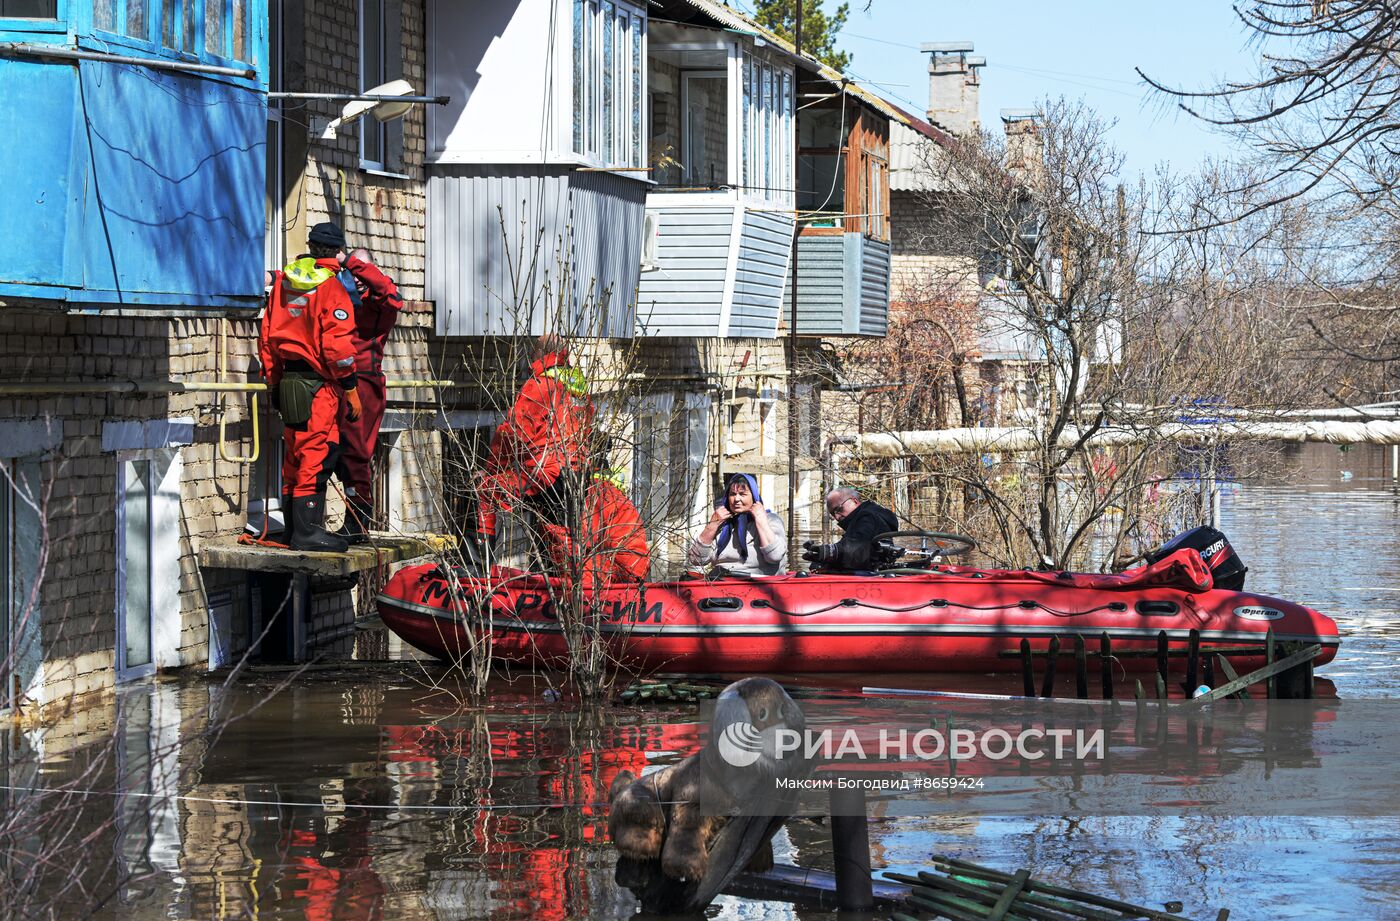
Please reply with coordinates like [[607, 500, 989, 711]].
[[854, 420, 1400, 457]]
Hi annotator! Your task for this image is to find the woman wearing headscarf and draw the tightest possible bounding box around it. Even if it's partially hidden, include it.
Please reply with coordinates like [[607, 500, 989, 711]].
[[687, 473, 787, 577]]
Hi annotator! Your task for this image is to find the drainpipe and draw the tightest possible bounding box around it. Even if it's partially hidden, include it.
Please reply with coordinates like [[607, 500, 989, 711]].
[[786, 0, 804, 559], [821, 435, 855, 545]]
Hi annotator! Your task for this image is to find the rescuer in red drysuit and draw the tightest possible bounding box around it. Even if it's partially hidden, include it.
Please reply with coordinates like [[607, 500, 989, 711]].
[[331, 246, 405, 543], [474, 337, 595, 560], [259, 221, 362, 552], [538, 469, 650, 592]]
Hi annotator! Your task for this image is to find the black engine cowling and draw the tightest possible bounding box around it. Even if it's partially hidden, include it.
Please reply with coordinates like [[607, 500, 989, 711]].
[[1145, 525, 1248, 591]]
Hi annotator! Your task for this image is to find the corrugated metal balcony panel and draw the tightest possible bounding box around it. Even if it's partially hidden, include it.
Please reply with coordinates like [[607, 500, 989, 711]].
[[0, 58, 264, 309], [858, 237, 891, 336], [781, 234, 846, 334], [636, 204, 737, 336], [782, 233, 891, 336], [728, 210, 795, 338], [429, 166, 644, 337]]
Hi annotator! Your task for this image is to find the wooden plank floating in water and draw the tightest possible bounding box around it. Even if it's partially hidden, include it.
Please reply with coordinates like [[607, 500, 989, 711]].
[[1185, 644, 1321, 706], [1214, 655, 1250, 700]]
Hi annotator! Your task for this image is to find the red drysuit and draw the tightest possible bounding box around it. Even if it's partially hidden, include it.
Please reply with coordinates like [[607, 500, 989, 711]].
[[476, 350, 594, 539], [334, 255, 404, 501], [539, 475, 650, 591], [259, 256, 358, 497]]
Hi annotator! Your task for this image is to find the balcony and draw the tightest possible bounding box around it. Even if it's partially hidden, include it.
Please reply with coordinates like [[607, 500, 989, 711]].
[[782, 232, 890, 337]]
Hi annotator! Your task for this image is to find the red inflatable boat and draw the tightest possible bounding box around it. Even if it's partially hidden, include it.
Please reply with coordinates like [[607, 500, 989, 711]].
[[377, 528, 1340, 674]]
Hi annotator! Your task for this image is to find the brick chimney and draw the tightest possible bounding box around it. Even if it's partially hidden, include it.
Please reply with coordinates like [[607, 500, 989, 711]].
[[1000, 108, 1042, 179], [921, 42, 985, 136]]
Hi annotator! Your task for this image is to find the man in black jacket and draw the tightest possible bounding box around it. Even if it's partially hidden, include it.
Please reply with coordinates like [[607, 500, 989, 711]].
[[802, 487, 899, 571]]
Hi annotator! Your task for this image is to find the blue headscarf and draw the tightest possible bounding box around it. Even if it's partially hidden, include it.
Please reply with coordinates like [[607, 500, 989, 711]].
[[714, 473, 762, 562]]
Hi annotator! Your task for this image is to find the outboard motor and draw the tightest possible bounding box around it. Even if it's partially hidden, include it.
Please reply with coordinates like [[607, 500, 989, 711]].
[[1146, 526, 1248, 591]]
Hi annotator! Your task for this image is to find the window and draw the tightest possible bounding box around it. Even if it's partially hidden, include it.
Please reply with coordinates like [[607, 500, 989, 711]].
[[91, 0, 258, 67], [360, 0, 404, 172], [0, 1, 57, 18], [630, 393, 709, 568], [649, 47, 725, 188], [0, 458, 41, 712], [982, 199, 1041, 292], [866, 154, 888, 240], [798, 105, 847, 225], [116, 451, 179, 681], [120, 459, 154, 676], [741, 52, 792, 205], [573, 0, 646, 169], [682, 71, 726, 186]]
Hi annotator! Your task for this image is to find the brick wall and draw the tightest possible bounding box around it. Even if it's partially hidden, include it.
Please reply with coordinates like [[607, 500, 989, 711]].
[[889, 189, 980, 307], [0, 313, 259, 712], [288, 0, 428, 300]]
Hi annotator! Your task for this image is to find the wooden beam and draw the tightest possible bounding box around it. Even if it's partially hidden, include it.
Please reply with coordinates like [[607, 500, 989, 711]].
[[199, 533, 454, 576], [1185, 644, 1321, 706]]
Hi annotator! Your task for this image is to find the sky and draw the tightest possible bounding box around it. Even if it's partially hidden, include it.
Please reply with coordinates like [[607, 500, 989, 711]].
[[769, 0, 1266, 178]]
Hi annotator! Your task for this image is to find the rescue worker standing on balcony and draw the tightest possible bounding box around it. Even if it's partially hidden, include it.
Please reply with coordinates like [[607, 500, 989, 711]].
[[260, 221, 362, 552], [474, 335, 594, 563], [331, 246, 405, 543]]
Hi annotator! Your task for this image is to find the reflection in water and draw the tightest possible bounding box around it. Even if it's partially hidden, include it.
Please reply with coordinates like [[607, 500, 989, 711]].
[[4, 444, 1398, 920]]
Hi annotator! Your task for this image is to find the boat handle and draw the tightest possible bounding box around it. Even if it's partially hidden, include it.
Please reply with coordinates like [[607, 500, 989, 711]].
[[698, 596, 743, 612], [1136, 600, 1179, 616]]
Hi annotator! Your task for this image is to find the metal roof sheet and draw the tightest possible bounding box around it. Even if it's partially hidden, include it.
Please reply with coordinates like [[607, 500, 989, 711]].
[[671, 0, 918, 127]]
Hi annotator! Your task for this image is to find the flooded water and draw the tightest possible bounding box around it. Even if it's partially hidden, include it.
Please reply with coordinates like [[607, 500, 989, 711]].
[[7, 444, 1400, 920]]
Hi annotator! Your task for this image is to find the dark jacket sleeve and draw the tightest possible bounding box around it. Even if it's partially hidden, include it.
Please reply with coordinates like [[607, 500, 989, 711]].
[[831, 502, 899, 570]]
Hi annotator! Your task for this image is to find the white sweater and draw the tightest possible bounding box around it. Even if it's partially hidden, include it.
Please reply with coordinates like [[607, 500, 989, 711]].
[[687, 510, 788, 576]]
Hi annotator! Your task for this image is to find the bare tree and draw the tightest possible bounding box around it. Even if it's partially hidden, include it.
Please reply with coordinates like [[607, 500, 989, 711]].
[[838, 99, 1317, 570], [1141, 0, 1400, 393]]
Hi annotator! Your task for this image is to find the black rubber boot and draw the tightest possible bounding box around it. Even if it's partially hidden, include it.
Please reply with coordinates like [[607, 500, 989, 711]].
[[290, 494, 350, 553], [463, 532, 493, 573], [335, 498, 374, 545], [279, 492, 292, 531]]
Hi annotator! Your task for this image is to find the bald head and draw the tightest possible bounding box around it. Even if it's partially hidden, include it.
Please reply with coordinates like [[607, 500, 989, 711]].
[[349, 247, 373, 264], [825, 486, 861, 519]]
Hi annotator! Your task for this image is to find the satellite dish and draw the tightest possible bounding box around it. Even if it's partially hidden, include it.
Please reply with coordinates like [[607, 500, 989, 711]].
[[321, 79, 418, 139]]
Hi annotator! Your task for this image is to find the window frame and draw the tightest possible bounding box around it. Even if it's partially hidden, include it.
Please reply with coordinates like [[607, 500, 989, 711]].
[[0, 0, 64, 36], [81, 0, 264, 83], [0, 459, 11, 711], [738, 48, 793, 208], [0, 456, 42, 713], [115, 453, 156, 682], [359, 0, 387, 172], [114, 448, 179, 683], [572, 0, 647, 171], [648, 38, 791, 204]]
